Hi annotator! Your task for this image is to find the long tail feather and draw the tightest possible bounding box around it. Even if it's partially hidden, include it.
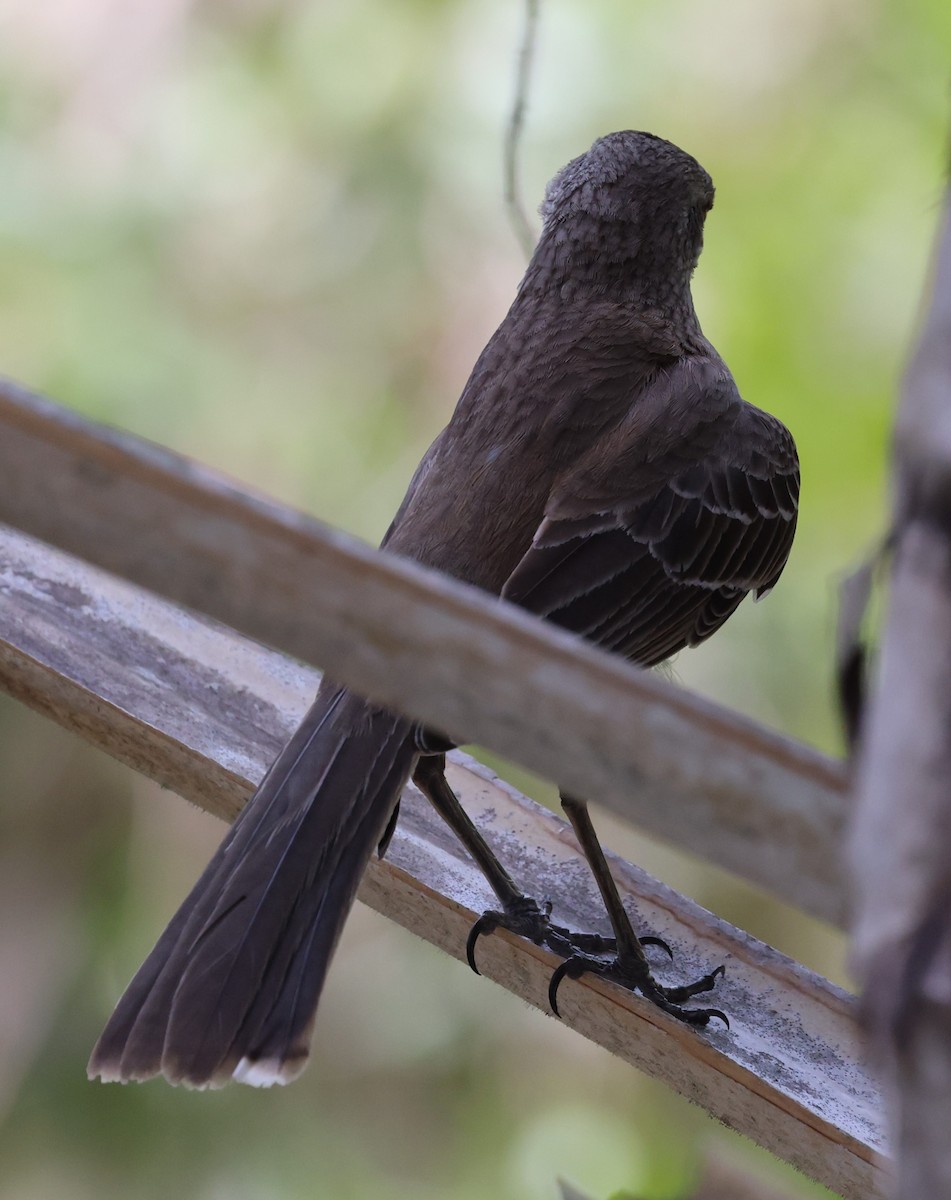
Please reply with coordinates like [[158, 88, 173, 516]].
[[88, 685, 416, 1088]]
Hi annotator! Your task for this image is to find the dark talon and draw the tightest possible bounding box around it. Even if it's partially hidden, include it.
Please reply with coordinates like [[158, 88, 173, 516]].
[[638, 935, 673, 960], [548, 958, 570, 1017], [466, 902, 727, 1032], [678, 1006, 730, 1029], [466, 896, 556, 975], [548, 949, 730, 1030], [549, 960, 564, 1017], [659, 962, 726, 1004], [548, 955, 599, 1017], [465, 913, 503, 975]]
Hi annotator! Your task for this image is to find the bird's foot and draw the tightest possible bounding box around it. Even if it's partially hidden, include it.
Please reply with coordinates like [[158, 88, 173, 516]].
[[465, 897, 673, 980], [548, 948, 729, 1028], [467, 896, 627, 972], [466, 896, 557, 973]]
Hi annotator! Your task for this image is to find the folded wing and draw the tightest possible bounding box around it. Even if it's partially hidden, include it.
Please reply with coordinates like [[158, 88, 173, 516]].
[[503, 361, 799, 667]]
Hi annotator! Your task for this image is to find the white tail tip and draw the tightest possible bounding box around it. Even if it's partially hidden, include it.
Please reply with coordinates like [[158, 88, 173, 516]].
[[232, 1056, 305, 1088]]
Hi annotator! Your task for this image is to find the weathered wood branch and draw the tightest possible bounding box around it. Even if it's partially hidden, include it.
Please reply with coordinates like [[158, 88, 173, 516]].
[[849, 174, 951, 1198], [0, 523, 886, 1198], [0, 380, 849, 923]]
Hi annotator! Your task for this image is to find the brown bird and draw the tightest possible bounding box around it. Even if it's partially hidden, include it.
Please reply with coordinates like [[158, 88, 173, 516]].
[[88, 131, 799, 1089]]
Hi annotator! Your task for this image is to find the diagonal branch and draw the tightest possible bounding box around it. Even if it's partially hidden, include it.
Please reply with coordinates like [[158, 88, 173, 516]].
[[0, 380, 849, 923], [0, 523, 886, 1198]]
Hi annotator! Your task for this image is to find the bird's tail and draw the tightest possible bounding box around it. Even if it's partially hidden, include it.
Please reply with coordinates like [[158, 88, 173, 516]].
[[88, 685, 416, 1089]]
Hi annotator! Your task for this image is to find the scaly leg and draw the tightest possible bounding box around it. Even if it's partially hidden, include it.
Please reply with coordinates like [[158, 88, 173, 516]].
[[550, 794, 728, 1028], [409, 740, 619, 970]]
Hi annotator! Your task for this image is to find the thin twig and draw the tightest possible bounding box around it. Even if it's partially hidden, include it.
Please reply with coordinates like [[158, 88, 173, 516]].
[[504, 0, 540, 258]]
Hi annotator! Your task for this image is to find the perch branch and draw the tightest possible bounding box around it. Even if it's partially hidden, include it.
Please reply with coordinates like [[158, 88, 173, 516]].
[[0, 380, 849, 923], [0, 523, 885, 1198]]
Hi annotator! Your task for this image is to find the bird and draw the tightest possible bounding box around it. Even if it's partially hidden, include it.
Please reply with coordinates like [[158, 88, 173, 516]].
[[88, 130, 799, 1089]]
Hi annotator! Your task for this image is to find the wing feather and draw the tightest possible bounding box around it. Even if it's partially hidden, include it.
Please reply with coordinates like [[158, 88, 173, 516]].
[[503, 360, 798, 667]]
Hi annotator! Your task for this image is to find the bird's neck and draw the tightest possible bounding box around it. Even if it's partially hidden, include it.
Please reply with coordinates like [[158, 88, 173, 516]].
[[520, 227, 700, 329]]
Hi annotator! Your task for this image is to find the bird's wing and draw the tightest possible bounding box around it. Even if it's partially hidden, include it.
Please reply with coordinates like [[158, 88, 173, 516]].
[[502, 357, 799, 667]]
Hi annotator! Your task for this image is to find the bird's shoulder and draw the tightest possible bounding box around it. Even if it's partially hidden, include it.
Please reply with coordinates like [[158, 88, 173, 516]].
[[539, 353, 799, 542], [505, 356, 799, 609]]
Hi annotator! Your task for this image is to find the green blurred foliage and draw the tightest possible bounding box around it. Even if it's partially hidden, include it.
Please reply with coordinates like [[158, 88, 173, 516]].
[[0, 0, 948, 1197]]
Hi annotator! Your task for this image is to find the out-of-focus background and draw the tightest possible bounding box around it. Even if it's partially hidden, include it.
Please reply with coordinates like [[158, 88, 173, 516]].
[[0, 1, 947, 1197]]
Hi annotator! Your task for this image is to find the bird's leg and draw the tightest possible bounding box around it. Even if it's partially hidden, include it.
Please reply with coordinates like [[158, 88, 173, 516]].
[[550, 793, 729, 1028], [410, 736, 616, 972]]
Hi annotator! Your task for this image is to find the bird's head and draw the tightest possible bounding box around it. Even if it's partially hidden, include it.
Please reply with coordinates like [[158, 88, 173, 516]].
[[537, 131, 715, 289]]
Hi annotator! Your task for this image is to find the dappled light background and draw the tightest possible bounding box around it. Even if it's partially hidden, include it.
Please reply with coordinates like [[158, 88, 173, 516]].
[[0, 1, 948, 1197]]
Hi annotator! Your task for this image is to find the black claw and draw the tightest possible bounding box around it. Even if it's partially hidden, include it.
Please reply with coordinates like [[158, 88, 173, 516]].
[[548, 955, 599, 1017], [465, 913, 498, 975], [548, 959, 571, 1017], [639, 935, 673, 960], [679, 1006, 730, 1029], [465, 903, 729, 1033], [547, 948, 730, 1031], [657, 963, 726, 1005], [466, 897, 557, 973]]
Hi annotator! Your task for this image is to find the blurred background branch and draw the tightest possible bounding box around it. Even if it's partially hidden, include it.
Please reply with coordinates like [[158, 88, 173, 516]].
[[848, 151, 951, 1199]]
